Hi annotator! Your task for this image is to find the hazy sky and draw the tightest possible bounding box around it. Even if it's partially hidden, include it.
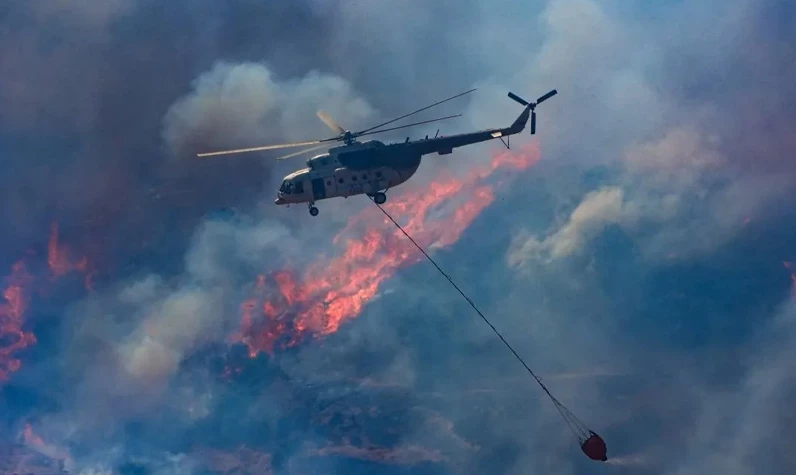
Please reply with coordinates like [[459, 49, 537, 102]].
[[2, 0, 795, 473]]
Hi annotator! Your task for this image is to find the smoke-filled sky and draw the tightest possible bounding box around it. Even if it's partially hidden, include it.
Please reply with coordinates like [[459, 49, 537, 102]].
[[2, 0, 796, 473]]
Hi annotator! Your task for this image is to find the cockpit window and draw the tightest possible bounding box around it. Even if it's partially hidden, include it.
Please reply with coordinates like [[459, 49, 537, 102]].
[[280, 177, 305, 195]]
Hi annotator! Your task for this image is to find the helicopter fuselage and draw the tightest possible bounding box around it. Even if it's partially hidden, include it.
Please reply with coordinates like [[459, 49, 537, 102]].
[[274, 140, 421, 207], [274, 105, 533, 211]]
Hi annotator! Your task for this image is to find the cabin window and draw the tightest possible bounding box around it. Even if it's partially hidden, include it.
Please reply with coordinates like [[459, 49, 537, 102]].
[[352, 175, 357, 181], [326, 180, 332, 186], [338, 178, 344, 184], [279, 181, 288, 192], [376, 171, 383, 179], [321, 159, 328, 166], [294, 181, 304, 194], [362, 174, 368, 180]]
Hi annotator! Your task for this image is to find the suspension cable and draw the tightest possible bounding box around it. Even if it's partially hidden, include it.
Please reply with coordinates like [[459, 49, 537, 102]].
[[370, 197, 592, 440]]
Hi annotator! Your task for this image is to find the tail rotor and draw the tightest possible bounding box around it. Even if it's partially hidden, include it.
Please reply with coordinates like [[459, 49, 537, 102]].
[[508, 89, 557, 134]]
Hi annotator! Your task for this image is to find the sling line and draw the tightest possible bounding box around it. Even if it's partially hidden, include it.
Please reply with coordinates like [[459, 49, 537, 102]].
[[370, 197, 593, 442]]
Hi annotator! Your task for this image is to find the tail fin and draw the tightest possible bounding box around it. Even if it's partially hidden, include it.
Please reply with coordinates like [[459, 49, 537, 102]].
[[507, 89, 557, 135]]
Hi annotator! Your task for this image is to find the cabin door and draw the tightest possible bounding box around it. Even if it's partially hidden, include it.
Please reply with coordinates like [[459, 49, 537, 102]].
[[311, 178, 327, 201]]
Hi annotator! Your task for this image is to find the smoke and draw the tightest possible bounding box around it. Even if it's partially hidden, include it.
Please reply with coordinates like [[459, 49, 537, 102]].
[[506, 0, 796, 268], [652, 299, 796, 474], [3, 0, 796, 473], [508, 187, 625, 266], [508, 123, 793, 269], [163, 61, 376, 158], [29, 0, 137, 29]]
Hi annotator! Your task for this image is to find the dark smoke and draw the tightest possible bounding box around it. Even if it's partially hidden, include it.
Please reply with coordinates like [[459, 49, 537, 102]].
[[2, 0, 796, 473]]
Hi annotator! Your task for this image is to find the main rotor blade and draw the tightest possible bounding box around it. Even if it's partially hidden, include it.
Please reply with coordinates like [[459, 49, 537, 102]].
[[355, 88, 476, 136], [274, 143, 328, 160], [357, 114, 461, 138], [316, 110, 346, 135], [196, 139, 332, 157]]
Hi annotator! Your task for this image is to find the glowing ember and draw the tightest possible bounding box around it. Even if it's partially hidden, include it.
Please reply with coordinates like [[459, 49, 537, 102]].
[[236, 145, 540, 356], [0, 261, 36, 382]]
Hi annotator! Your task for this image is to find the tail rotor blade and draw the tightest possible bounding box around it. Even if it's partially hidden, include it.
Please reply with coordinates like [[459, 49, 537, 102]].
[[531, 111, 537, 135], [535, 89, 558, 105], [508, 92, 530, 106]]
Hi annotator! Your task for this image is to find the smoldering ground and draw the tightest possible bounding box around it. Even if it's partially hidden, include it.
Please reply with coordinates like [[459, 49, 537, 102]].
[[2, 0, 796, 473]]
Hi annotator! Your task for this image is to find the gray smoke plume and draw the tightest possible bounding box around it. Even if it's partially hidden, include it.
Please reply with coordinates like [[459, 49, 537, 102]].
[[2, 0, 796, 473]]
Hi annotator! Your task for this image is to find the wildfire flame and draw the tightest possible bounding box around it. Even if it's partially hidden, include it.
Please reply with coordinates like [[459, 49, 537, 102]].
[[0, 261, 36, 382], [22, 422, 72, 468], [48, 222, 94, 289], [1, 222, 92, 384], [235, 145, 540, 356]]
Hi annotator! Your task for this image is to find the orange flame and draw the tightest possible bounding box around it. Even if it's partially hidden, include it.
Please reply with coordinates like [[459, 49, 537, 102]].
[[48, 222, 94, 290], [1, 223, 93, 384], [236, 145, 540, 357], [23, 423, 46, 449], [0, 261, 36, 382], [48, 223, 88, 277], [22, 422, 72, 466]]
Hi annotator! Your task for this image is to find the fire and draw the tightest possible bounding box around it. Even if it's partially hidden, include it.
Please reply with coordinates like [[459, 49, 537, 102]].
[[0, 261, 36, 382], [22, 422, 72, 468], [48, 222, 94, 289], [236, 145, 540, 357], [23, 423, 46, 448], [1, 222, 92, 384]]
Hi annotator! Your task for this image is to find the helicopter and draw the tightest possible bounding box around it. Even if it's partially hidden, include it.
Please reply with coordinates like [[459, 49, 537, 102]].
[[197, 88, 557, 216]]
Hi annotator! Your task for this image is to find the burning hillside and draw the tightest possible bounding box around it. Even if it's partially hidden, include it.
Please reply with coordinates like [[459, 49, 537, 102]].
[[233, 144, 540, 356], [1, 142, 540, 472]]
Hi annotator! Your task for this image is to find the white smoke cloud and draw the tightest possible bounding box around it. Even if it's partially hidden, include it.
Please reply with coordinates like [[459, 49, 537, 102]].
[[508, 117, 793, 271], [660, 298, 796, 474], [162, 61, 377, 158], [508, 187, 625, 267], [38, 214, 297, 470]]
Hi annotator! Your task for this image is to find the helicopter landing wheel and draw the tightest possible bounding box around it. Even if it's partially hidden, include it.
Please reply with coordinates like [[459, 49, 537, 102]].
[[373, 192, 387, 205], [309, 205, 319, 216]]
